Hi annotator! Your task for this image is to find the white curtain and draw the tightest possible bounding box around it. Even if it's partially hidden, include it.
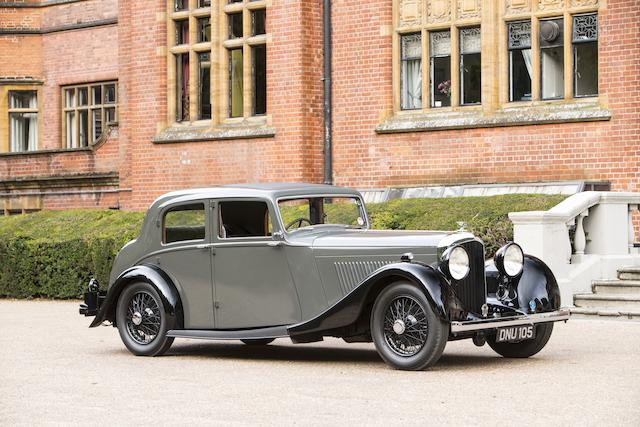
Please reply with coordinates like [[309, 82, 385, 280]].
[[402, 60, 422, 110], [9, 93, 37, 152], [522, 49, 533, 79]]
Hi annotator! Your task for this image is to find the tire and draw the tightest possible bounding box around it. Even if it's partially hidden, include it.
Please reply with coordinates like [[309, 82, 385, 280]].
[[116, 282, 174, 356], [370, 282, 449, 371], [241, 338, 275, 346], [487, 323, 554, 358]]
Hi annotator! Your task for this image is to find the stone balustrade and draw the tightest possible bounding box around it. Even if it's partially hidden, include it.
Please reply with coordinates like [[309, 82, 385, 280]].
[[509, 192, 640, 306]]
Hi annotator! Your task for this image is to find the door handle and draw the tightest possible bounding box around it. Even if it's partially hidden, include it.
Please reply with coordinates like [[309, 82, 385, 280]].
[[196, 243, 215, 250]]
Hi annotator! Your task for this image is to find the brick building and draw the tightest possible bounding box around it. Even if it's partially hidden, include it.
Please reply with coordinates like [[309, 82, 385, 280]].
[[0, 0, 638, 212]]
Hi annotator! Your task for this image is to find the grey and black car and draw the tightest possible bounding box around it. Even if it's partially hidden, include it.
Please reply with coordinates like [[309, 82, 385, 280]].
[[80, 183, 569, 370]]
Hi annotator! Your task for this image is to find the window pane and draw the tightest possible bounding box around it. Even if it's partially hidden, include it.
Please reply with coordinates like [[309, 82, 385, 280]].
[[252, 45, 267, 115], [9, 91, 37, 109], [105, 107, 116, 124], [66, 111, 76, 148], [508, 22, 532, 102], [198, 0, 211, 7], [574, 42, 598, 97], [174, 0, 187, 11], [220, 201, 270, 238], [78, 87, 88, 107], [197, 17, 211, 42], [164, 203, 206, 244], [400, 34, 422, 110], [430, 31, 451, 108], [460, 27, 481, 105], [228, 13, 243, 39], [509, 49, 532, 101], [92, 108, 102, 142], [251, 9, 266, 36], [65, 89, 75, 108], [541, 46, 564, 99], [9, 112, 37, 152], [92, 86, 102, 105], [105, 84, 116, 104], [176, 53, 190, 121], [78, 110, 89, 147], [198, 52, 212, 119], [176, 20, 189, 45], [229, 48, 243, 117], [540, 18, 564, 100]]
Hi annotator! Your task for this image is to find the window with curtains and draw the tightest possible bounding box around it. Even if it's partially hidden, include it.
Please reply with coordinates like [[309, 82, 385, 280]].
[[8, 91, 38, 152], [400, 33, 422, 110], [168, 0, 268, 126], [392, 1, 601, 123], [63, 82, 117, 148]]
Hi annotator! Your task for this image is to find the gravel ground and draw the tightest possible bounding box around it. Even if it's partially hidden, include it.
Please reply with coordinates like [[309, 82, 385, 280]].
[[1, 300, 639, 426]]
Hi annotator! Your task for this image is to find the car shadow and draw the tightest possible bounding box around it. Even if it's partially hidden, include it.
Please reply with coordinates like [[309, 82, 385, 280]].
[[149, 340, 542, 370]]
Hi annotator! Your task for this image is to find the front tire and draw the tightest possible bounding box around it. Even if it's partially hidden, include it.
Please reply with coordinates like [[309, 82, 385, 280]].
[[116, 282, 174, 356], [487, 323, 554, 358], [370, 282, 448, 371]]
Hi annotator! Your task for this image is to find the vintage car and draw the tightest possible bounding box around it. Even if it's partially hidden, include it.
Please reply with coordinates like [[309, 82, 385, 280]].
[[80, 183, 569, 370]]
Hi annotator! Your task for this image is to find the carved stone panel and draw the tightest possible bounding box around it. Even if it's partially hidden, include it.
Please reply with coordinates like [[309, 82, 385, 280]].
[[399, 0, 423, 28], [457, 0, 481, 20], [427, 0, 451, 24], [538, 0, 564, 11], [505, 0, 531, 15], [571, 0, 598, 7]]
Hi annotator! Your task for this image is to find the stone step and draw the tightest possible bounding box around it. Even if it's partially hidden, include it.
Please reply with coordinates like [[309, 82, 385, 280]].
[[617, 267, 640, 281], [570, 307, 640, 321], [592, 280, 640, 295], [574, 293, 640, 309]]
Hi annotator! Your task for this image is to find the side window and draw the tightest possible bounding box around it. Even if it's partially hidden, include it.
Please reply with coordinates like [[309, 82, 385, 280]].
[[219, 201, 272, 238], [163, 203, 206, 244]]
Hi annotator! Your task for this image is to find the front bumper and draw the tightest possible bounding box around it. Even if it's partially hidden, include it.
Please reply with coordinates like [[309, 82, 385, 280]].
[[78, 279, 106, 317], [450, 309, 570, 334]]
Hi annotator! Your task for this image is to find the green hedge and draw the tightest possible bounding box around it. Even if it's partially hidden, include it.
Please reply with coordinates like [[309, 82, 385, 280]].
[[0, 194, 564, 299]]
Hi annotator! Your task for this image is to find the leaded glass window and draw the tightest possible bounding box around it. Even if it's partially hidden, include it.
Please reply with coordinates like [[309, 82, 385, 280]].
[[508, 21, 532, 102], [429, 31, 451, 108], [460, 27, 481, 105], [400, 34, 422, 110], [573, 14, 598, 97]]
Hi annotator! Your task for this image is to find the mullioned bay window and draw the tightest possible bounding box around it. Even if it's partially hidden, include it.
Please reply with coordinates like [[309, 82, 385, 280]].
[[386, 0, 605, 132], [167, 0, 268, 128], [63, 82, 117, 148], [8, 90, 38, 152]]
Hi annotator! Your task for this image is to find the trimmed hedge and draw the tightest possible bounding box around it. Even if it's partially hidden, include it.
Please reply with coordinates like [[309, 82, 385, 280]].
[[0, 194, 564, 299]]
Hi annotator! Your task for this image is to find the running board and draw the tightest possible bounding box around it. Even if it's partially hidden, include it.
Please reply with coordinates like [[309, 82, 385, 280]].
[[167, 325, 290, 340]]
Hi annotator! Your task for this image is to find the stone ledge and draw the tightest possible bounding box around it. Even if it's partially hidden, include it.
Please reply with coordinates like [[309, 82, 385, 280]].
[[376, 102, 612, 134], [153, 124, 276, 144], [0, 147, 92, 158]]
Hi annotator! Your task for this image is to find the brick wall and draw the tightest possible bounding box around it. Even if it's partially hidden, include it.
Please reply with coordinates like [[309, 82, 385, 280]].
[[331, 0, 640, 192]]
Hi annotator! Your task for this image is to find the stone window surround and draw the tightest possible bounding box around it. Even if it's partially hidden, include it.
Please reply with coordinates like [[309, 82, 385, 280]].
[[381, 0, 610, 134], [159, 0, 275, 144]]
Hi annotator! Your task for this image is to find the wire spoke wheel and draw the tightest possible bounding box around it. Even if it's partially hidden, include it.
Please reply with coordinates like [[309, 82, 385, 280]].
[[125, 291, 161, 345], [382, 295, 429, 357]]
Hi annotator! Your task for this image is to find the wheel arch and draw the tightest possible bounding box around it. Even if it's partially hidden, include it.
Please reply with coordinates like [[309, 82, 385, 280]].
[[287, 262, 453, 338], [89, 264, 184, 329]]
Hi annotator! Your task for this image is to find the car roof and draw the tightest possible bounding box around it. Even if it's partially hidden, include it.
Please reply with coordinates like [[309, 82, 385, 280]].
[[151, 183, 362, 209]]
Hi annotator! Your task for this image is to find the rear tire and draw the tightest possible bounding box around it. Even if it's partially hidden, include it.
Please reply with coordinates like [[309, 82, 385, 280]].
[[241, 338, 275, 346], [116, 282, 174, 356], [487, 323, 554, 358], [370, 282, 448, 371]]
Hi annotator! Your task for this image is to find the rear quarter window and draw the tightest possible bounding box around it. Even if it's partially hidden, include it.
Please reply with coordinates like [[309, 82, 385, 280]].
[[163, 203, 206, 244]]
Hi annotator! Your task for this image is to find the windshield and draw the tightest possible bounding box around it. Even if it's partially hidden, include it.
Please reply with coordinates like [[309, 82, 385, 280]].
[[278, 196, 367, 232]]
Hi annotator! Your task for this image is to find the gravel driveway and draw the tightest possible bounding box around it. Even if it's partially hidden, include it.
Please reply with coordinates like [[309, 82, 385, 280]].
[[1, 300, 638, 426]]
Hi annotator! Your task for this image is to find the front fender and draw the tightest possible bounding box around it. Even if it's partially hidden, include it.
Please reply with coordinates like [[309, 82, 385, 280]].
[[287, 262, 454, 336], [89, 264, 184, 328], [517, 255, 561, 310]]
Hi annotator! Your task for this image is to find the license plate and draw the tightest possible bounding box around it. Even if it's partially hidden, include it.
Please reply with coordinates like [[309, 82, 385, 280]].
[[496, 325, 536, 343]]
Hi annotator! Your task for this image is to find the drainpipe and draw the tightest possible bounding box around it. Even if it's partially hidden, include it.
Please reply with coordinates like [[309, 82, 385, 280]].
[[322, 0, 333, 185]]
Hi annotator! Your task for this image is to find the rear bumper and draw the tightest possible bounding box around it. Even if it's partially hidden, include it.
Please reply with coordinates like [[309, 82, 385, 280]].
[[450, 309, 570, 334], [78, 279, 106, 317]]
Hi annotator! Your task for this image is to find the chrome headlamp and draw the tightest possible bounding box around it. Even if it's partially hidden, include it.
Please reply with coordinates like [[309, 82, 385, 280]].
[[442, 245, 470, 281], [495, 242, 524, 278]]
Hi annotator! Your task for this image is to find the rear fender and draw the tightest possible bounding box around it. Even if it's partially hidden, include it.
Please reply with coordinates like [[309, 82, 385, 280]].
[[89, 264, 184, 329], [287, 262, 454, 337]]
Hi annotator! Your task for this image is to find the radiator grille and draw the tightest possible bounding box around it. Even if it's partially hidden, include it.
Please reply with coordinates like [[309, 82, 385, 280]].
[[454, 240, 486, 315]]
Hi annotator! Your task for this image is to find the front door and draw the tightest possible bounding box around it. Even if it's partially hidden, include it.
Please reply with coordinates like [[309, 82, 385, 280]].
[[213, 199, 301, 329]]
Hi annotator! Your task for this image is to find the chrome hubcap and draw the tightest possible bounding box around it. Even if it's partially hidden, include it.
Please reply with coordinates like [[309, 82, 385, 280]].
[[132, 312, 143, 326], [393, 319, 406, 335], [126, 291, 161, 345]]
